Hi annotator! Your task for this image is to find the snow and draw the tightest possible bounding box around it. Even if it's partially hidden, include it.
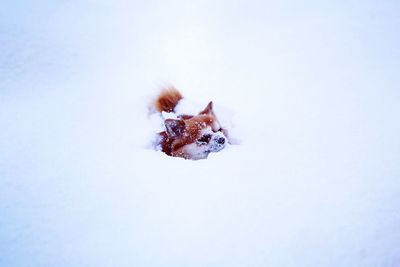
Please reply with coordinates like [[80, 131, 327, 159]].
[[1, 0, 400, 266]]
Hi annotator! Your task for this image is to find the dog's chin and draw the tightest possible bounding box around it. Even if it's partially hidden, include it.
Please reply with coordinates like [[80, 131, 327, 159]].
[[196, 141, 226, 159], [208, 143, 226, 153], [181, 141, 226, 160]]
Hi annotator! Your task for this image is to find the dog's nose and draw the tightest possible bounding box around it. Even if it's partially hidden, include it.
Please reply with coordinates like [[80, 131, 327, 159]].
[[217, 137, 225, 144]]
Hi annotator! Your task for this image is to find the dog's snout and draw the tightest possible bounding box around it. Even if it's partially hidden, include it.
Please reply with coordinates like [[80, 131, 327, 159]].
[[217, 137, 225, 144]]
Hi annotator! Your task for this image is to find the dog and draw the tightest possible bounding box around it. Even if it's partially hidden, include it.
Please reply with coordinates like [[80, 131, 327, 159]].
[[152, 87, 228, 160]]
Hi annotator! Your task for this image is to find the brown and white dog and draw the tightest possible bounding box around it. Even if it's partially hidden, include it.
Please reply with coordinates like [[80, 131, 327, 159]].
[[153, 87, 228, 160]]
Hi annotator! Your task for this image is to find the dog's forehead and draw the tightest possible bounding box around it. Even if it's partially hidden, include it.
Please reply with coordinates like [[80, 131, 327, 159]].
[[186, 115, 213, 128], [185, 114, 220, 132]]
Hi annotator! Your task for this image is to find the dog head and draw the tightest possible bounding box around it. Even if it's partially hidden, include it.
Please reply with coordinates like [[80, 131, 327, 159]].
[[159, 101, 228, 160]]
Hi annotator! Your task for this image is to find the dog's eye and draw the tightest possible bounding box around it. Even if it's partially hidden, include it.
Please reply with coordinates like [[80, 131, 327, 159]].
[[197, 134, 212, 144]]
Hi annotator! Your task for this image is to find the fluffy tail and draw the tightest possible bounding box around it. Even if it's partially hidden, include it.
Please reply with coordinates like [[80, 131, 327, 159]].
[[154, 87, 183, 112]]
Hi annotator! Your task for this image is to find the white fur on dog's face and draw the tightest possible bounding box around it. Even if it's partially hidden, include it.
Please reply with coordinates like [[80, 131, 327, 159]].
[[180, 127, 227, 160]]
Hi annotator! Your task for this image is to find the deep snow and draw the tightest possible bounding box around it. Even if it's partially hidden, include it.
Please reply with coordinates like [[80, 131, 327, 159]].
[[1, 0, 400, 266]]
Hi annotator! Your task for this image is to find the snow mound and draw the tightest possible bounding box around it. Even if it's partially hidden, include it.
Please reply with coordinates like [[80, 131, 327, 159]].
[[1, 1, 400, 267]]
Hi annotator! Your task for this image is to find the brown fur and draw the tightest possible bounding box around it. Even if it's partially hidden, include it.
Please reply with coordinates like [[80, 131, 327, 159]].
[[169, 115, 217, 154], [154, 87, 183, 112]]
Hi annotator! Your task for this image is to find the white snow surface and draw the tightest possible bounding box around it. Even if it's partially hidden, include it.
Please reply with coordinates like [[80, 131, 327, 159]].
[[1, 1, 400, 266]]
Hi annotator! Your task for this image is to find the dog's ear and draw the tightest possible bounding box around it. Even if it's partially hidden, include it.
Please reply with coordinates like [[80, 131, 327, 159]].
[[165, 119, 185, 137], [199, 101, 214, 115]]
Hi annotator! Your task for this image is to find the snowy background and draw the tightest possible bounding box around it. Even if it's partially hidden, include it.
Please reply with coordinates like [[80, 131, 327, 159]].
[[1, 0, 400, 266]]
